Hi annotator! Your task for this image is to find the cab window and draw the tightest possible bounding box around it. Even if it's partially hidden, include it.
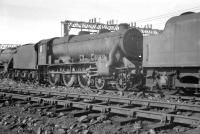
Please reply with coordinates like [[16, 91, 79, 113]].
[[39, 45, 43, 53]]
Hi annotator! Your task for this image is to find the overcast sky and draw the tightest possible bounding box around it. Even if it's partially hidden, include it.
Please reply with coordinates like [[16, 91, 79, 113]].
[[1, 0, 200, 44]]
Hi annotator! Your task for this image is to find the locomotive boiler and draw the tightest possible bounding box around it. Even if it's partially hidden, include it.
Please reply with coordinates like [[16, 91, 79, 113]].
[[45, 23, 143, 90], [143, 12, 200, 93]]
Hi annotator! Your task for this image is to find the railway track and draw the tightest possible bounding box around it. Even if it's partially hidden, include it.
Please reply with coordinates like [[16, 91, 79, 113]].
[[0, 86, 200, 133]]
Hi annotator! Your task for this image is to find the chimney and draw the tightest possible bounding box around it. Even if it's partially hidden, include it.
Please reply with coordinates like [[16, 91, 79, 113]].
[[118, 23, 129, 30]]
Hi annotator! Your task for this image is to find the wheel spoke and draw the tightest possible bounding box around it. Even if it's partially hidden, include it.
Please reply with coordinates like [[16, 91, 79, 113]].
[[78, 75, 90, 88], [95, 76, 106, 90], [62, 74, 76, 87], [48, 73, 60, 86], [116, 72, 129, 91]]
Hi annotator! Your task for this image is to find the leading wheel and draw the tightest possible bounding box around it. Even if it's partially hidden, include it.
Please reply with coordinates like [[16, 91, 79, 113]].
[[78, 74, 90, 88], [48, 73, 60, 86], [62, 74, 76, 87], [95, 76, 106, 90], [116, 72, 129, 91]]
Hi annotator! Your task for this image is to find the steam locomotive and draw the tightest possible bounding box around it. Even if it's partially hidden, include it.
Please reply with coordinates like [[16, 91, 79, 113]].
[[0, 23, 143, 91], [1, 12, 200, 94]]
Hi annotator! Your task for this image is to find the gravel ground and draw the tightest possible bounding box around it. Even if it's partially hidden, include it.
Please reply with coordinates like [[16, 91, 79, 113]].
[[0, 102, 154, 134], [0, 79, 198, 134]]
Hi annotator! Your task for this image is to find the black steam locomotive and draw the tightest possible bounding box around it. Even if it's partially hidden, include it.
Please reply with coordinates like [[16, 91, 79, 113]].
[[0, 23, 143, 91], [1, 12, 200, 94]]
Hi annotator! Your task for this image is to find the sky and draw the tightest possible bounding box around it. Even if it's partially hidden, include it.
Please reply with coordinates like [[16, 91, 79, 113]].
[[0, 0, 200, 44]]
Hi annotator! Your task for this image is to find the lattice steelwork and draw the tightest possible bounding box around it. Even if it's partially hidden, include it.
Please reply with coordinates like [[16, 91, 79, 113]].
[[0, 44, 21, 49], [61, 20, 162, 36]]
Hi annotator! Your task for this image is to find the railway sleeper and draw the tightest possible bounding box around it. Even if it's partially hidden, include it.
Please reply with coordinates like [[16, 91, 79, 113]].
[[95, 102, 109, 105], [53, 107, 72, 113], [42, 93, 53, 98], [148, 123, 175, 131], [14, 100, 30, 107], [71, 95, 81, 102], [30, 91, 46, 97], [165, 109, 179, 114], [112, 117, 139, 126], [35, 105, 55, 110], [71, 110, 91, 117], [23, 103, 41, 111], [1, 90, 200, 127], [184, 128, 200, 134]]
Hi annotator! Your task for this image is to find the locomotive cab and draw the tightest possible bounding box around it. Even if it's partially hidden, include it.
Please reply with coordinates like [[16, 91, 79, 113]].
[[35, 38, 57, 83], [36, 38, 57, 65]]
